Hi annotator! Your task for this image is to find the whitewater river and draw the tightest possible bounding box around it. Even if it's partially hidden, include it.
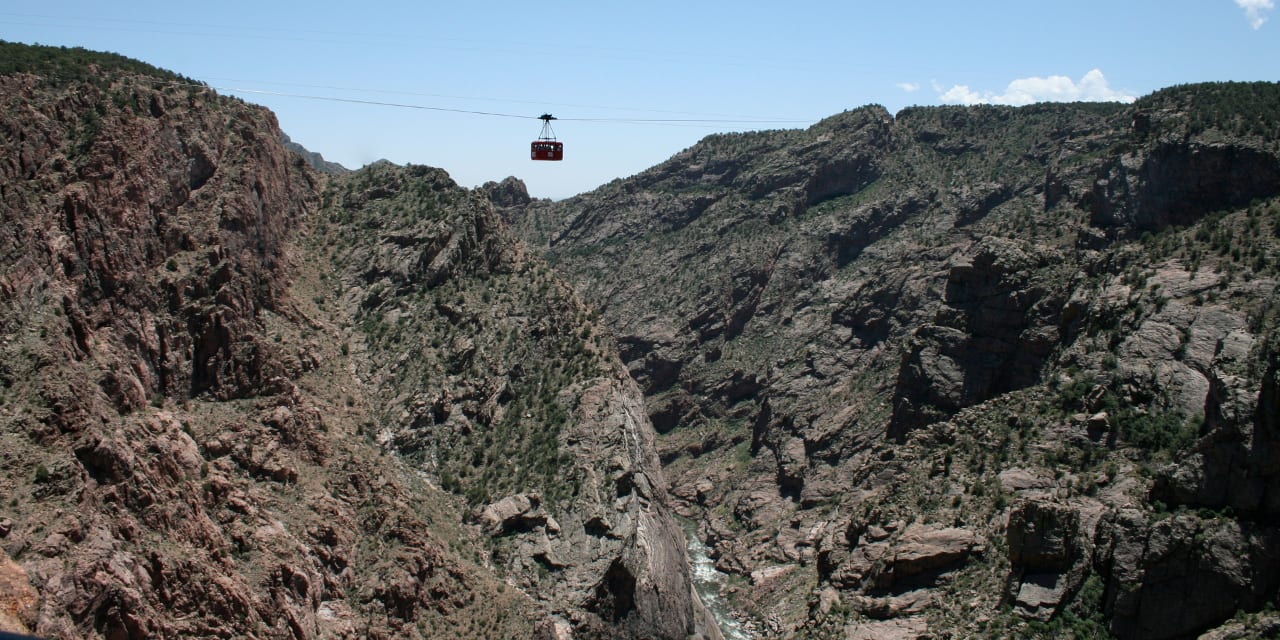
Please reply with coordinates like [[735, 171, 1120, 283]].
[[682, 518, 755, 640]]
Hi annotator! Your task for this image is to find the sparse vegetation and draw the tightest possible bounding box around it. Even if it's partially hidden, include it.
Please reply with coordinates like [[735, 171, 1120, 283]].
[[0, 39, 195, 85], [511, 80, 1280, 639], [3, 41, 1279, 639]]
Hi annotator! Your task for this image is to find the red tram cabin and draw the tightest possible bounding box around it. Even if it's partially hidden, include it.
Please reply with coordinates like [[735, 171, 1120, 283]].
[[531, 113, 563, 161]]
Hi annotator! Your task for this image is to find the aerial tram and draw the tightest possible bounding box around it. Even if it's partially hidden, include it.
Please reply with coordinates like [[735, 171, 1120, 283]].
[[531, 113, 563, 161]]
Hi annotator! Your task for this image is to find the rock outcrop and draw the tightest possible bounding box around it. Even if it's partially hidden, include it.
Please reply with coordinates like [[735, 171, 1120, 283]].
[[891, 236, 1066, 438], [1004, 500, 1089, 620], [1096, 510, 1280, 639], [1153, 352, 1280, 518]]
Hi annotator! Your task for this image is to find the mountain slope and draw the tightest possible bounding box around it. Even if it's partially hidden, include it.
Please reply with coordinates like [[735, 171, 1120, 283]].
[[505, 83, 1280, 639], [0, 42, 710, 640], [316, 160, 713, 639]]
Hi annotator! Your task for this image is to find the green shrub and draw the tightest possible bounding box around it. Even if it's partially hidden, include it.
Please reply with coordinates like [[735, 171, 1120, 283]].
[[1121, 412, 1196, 452]]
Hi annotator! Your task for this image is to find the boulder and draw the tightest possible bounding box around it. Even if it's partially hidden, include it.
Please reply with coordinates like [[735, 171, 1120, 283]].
[[1196, 613, 1280, 640], [999, 468, 1055, 495], [1005, 500, 1087, 620], [824, 522, 983, 593], [1012, 572, 1074, 621], [846, 616, 930, 640], [890, 524, 984, 577], [474, 493, 550, 536], [1007, 500, 1078, 572]]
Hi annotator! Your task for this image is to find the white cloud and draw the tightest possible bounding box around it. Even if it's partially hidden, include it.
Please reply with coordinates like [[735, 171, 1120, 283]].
[[937, 84, 983, 104], [896, 82, 921, 93], [1236, 0, 1275, 29], [935, 69, 1136, 106]]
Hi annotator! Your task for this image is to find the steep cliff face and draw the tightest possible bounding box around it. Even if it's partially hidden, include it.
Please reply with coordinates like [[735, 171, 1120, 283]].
[[318, 162, 708, 639], [0, 48, 528, 640], [0, 67, 312, 411], [506, 83, 1280, 638], [0, 43, 704, 640]]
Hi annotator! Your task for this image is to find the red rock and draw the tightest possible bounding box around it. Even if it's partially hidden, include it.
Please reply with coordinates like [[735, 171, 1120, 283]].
[[0, 549, 38, 633], [890, 524, 984, 576]]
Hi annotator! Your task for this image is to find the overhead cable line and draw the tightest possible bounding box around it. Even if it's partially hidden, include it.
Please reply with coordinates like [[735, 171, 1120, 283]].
[[140, 78, 816, 126], [196, 75, 788, 121]]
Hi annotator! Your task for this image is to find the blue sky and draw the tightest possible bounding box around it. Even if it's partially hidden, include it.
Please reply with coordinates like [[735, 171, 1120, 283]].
[[3, 1, 1277, 199]]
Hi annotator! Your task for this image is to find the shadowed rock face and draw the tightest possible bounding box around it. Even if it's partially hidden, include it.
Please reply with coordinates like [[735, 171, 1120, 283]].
[[890, 236, 1065, 439], [1089, 142, 1280, 233], [502, 83, 1280, 638], [1154, 353, 1280, 518], [1096, 510, 1280, 640]]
